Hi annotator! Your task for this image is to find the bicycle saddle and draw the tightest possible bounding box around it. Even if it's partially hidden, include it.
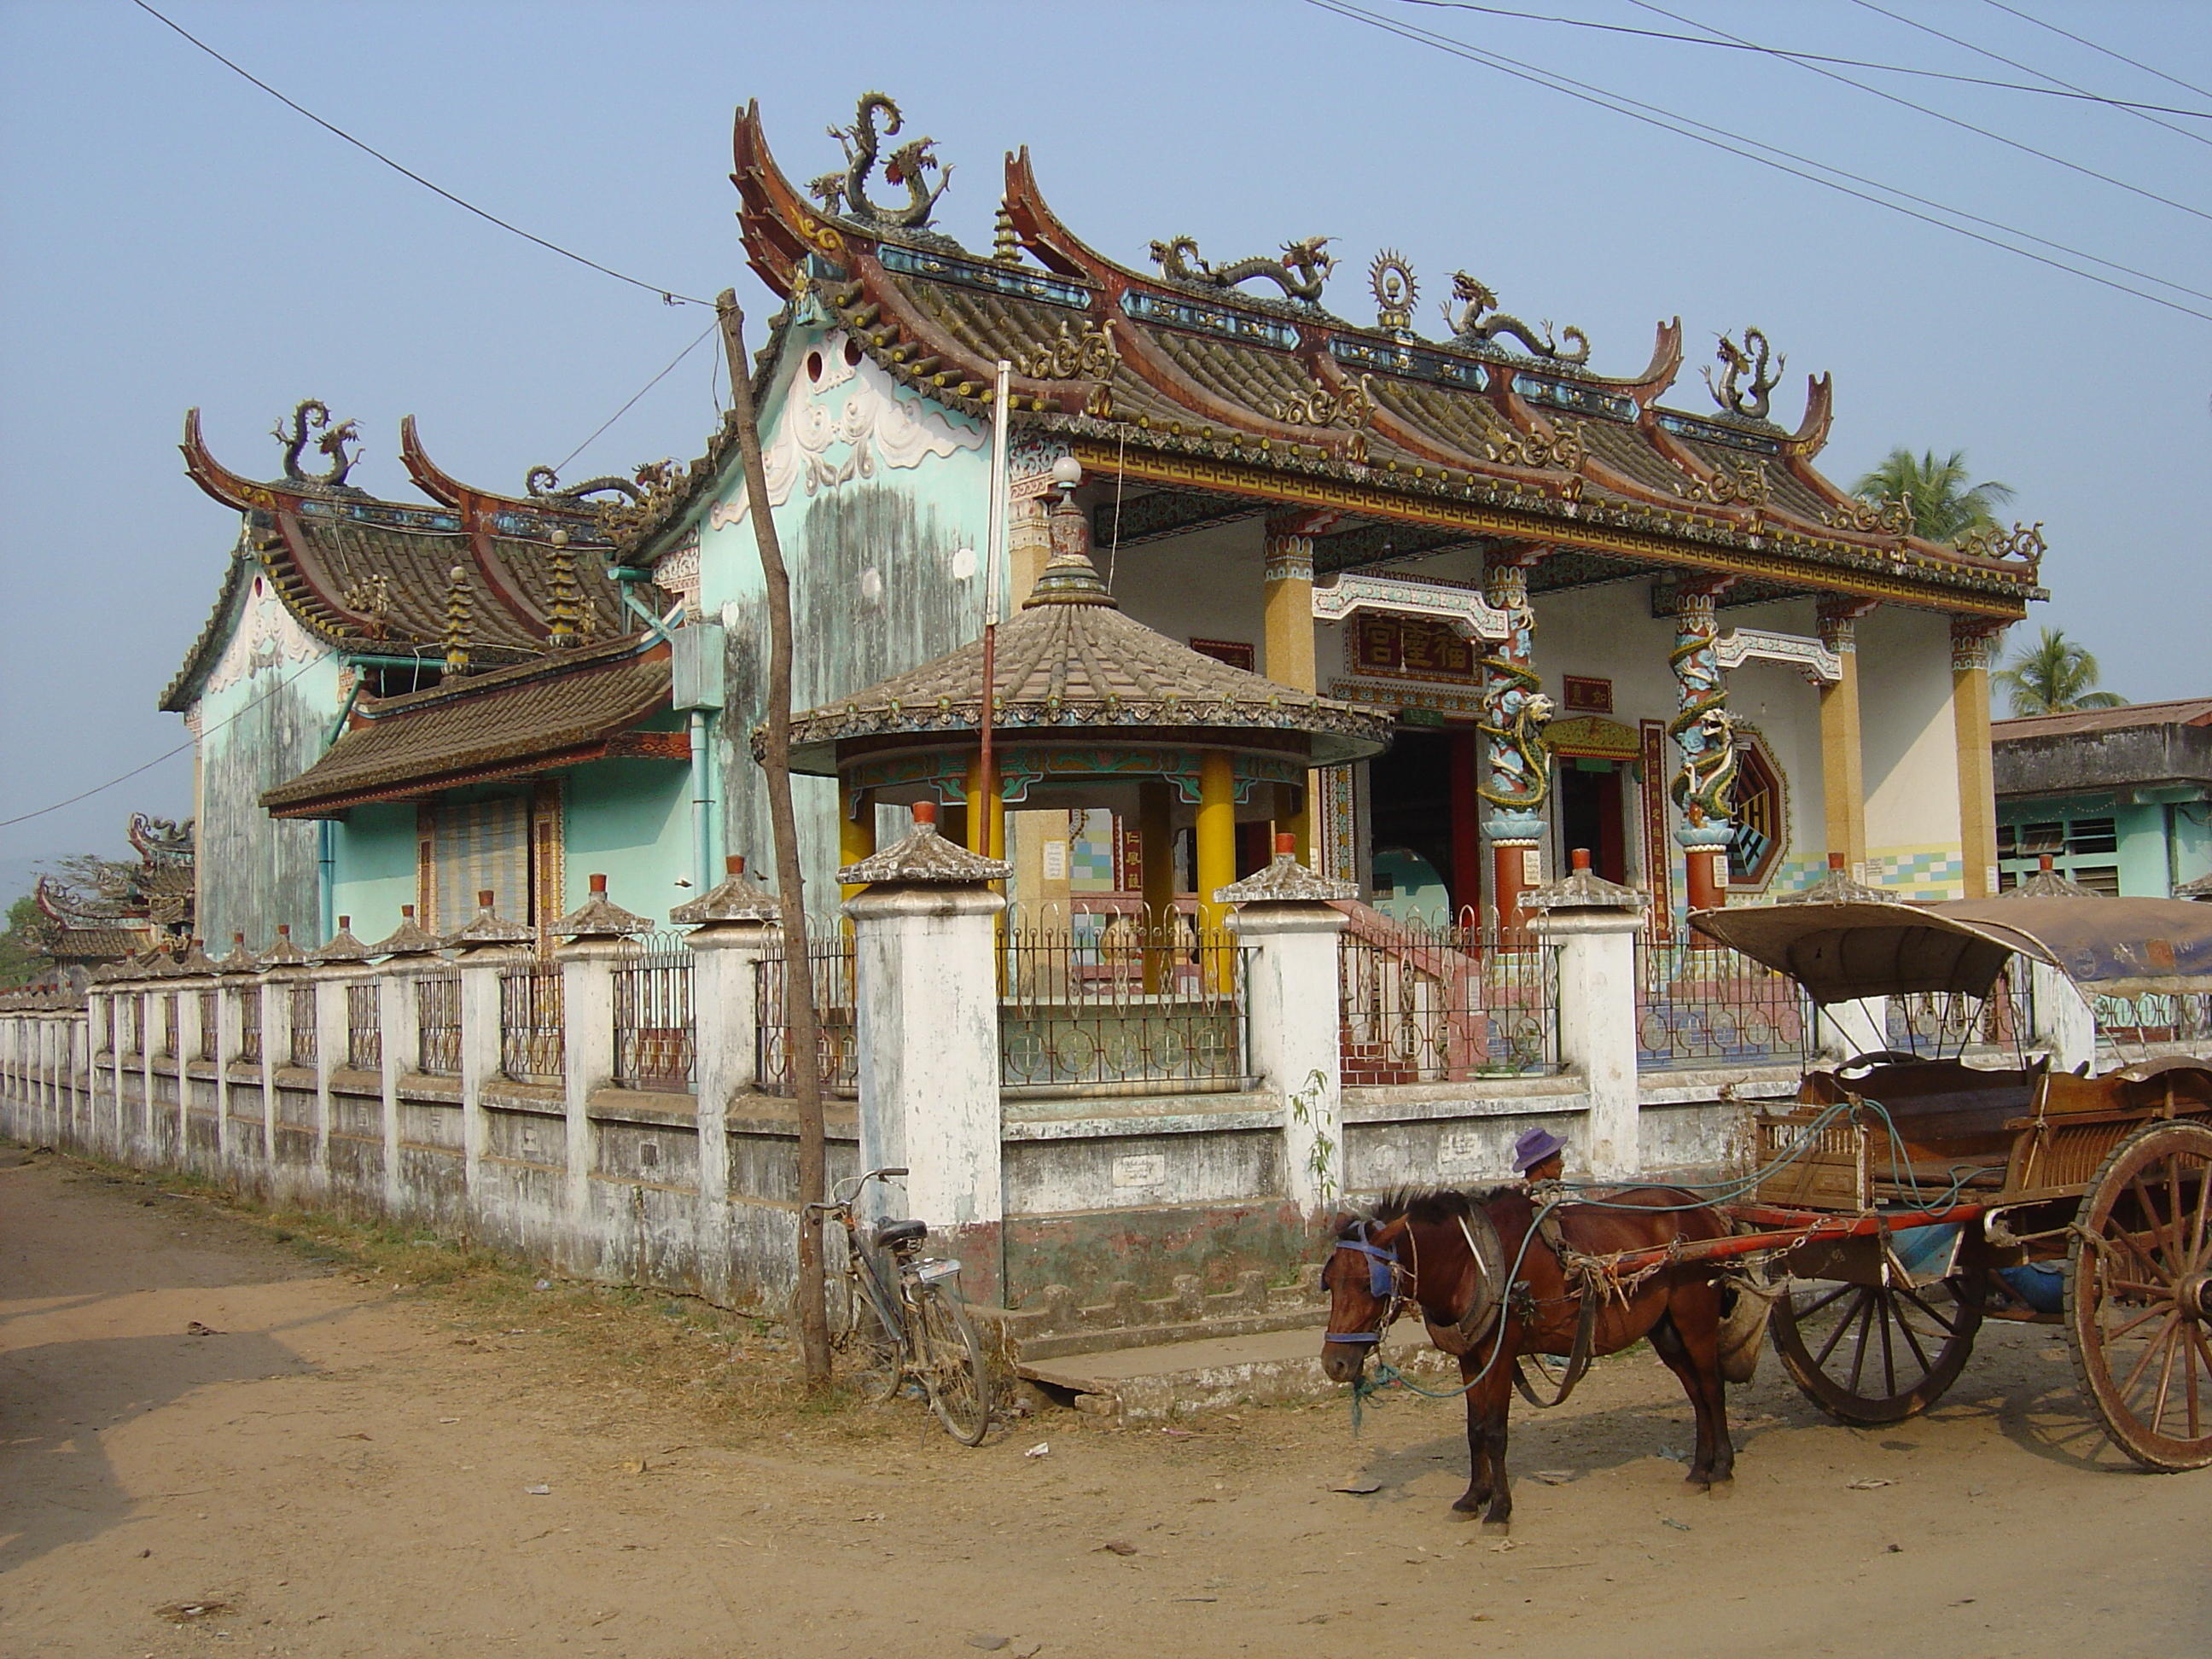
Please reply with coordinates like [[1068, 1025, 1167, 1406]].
[[871, 1218, 928, 1251]]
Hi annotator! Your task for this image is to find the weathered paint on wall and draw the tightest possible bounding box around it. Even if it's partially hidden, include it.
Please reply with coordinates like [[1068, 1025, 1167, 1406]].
[[1860, 606, 1965, 897], [190, 569, 343, 949]]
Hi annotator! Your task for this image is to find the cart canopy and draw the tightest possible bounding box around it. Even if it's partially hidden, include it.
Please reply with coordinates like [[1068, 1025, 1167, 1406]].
[[1687, 894, 2212, 1004]]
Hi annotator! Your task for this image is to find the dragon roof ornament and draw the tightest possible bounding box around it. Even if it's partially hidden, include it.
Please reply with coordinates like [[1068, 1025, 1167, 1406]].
[[1443, 271, 1591, 365], [1149, 234, 1336, 306], [806, 92, 952, 230], [272, 399, 364, 494], [1705, 329, 1784, 422]]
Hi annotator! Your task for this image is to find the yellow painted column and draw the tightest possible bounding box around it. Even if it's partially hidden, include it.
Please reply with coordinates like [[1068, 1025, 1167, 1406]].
[[1817, 601, 1871, 875], [838, 783, 876, 905], [1196, 751, 1237, 984], [1951, 619, 2002, 899], [1262, 515, 1319, 864], [1138, 780, 1175, 992]]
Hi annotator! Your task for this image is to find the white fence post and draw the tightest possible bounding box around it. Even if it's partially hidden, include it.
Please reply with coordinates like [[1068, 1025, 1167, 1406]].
[[841, 804, 1010, 1302], [370, 908, 445, 1214], [1220, 834, 1355, 1216], [675, 856, 781, 1307], [1527, 851, 1648, 1181], [553, 876, 651, 1271]]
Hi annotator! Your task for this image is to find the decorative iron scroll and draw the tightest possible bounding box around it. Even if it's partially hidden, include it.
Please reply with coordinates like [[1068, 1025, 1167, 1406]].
[[1822, 495, 1914, 535], [1676, 458, 1769, 506], [1953, 521, 2046, 562], [1022, 319, 1117, 382]]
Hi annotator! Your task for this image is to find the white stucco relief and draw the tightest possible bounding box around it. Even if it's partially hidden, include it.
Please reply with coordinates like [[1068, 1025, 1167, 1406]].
[[706, 331, 986, 530], [204, 579, 325, 697], [1310, 572, 1513, 641], [1713, 627, 1843, 685]]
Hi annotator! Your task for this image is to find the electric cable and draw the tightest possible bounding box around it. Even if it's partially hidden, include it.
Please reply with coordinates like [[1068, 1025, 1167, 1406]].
[[1982, 0, 2212, 105], [128, 0, 711, 306], [1847, 0, 2211, 153], [546, 317, 721, 479], [1306, 0, 2212, 323], [1384, 0, 2212, 119]]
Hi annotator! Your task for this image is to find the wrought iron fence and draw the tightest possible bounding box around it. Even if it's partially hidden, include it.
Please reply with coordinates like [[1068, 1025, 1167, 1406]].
[[499, 962, 565, 1083], [126, 996, 145, 1057], [235, 985, 263, 1067], [195, 989, 218, 1060], [1887, 962, 2033, 1055], [1337, 911, 1559, 1084], [2093, 988, 2212, 1048], [614, 935, 695, 1092], [416, 970, 463, 1076], [756, 934, 859, 1097], [346, 981, 381, 1073], [1636, 939, 1810, 1068], [999, 919, 1248, 1096], [161, 995, 178, 1058], [289, 983, 317, 1068]]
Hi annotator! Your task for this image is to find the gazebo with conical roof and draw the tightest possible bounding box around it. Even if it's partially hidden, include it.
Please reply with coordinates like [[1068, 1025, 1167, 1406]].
[[779, 462, 1393, 933]]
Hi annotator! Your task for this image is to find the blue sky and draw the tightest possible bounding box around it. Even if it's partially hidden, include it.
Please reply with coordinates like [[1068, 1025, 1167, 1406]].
[[2, 0, 2206, 880]]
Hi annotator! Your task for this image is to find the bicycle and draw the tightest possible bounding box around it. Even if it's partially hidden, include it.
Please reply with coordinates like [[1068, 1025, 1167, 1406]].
[[804, 1167, 993, 1445]]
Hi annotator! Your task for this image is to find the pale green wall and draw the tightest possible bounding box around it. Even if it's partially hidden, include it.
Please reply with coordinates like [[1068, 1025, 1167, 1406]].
[[556, 758, 691, 925], [329, 801, 418, 944]]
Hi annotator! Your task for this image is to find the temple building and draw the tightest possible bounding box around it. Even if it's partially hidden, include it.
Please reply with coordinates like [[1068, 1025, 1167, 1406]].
[[166, 93, 2046, 948], [24, 813, 195, 981], [1993, 698, 2212, 897]]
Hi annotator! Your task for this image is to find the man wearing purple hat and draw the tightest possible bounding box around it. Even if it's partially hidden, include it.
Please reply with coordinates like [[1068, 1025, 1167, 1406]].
[[1511, 1126, 1567, 1186]]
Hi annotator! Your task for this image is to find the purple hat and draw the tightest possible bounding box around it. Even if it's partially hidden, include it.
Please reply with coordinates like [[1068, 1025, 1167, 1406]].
[[1511, 1127, 1567, 1174]]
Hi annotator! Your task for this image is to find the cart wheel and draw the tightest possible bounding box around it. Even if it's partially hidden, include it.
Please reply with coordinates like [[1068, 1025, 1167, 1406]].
[[2064, 1120, 2212, 1471], [1770, 1273, 1981, 1423]]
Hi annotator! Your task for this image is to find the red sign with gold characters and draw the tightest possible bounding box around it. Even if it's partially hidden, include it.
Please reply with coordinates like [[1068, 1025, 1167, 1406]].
[[1352, 615, 1476, 682], [1562, 675, 1613, 713]]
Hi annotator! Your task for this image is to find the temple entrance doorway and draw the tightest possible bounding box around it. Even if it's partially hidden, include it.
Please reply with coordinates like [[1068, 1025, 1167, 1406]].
[[1367, 727, 1481, 918], [1557, 760, 1627, 884]]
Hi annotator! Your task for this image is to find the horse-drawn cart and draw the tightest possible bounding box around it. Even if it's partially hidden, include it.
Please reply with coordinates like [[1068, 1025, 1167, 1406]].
[[1685, 890, 2212, 1470]]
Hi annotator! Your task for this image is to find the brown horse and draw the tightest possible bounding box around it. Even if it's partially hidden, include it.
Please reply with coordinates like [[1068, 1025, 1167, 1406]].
[[1319, 1185, 1733, 1530]]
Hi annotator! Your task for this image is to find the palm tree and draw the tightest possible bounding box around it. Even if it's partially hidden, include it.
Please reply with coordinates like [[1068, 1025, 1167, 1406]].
[[1853, 448, 2015, 543], [1993, 626, 2128, 716]]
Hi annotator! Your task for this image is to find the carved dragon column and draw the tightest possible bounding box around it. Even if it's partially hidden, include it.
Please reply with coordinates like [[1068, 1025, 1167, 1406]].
[[1479, 550, 1553, 935], [1951, 617, 2007, 899], [1817, 598, 1879, 880], [1263, 510, 1330, 867], [1669, 579, 1738, 919]]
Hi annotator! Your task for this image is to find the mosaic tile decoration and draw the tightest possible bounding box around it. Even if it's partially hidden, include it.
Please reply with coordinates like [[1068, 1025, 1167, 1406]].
[[1865, 844, 1965, 901], [1068, 808, 1120, 893]]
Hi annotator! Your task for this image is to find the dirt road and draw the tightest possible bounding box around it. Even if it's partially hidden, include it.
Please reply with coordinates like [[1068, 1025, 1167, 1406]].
[[2, 1145, 2203, 1659]]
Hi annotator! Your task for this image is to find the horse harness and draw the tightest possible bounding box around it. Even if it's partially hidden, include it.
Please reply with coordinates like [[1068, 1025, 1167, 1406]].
[[1326, 1200, 1601, 1409]]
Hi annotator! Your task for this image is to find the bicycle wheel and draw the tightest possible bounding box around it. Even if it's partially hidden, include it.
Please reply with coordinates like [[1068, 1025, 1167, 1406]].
[[838, 1259, 905, 1405], [909, 1279, 993, 1445]]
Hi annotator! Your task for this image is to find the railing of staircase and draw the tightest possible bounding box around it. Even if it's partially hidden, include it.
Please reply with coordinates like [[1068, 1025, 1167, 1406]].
[[1336, 907, 1559, 1083]]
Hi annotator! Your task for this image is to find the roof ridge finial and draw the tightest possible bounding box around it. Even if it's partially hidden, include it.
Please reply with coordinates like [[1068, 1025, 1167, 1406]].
[[546, 528, 581, 648], [443, 564, 472, 675], [1022, 456, 1116, 609]]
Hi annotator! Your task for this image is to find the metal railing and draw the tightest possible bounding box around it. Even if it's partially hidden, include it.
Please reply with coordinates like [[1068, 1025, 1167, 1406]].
[[2093, 988, 2211, 1047], [756, 934, 859, 1097], [416, 970, 462, 1076], [1337, 910, 1560, 1083], [1636, 939, 1810, 1068], [235, 985, 262, 1067], [614, 935, 695, 1092], [196, 989, 218, 1060], [161, 996, 178, 1058], [127, 997, 145, 1057], [346, 981, 381, 1074], [1887, 963, 2032, 1055], [499, 962, 565, 1083], [289, 983, 317, 1068], [999, 920, 1248, 1096]]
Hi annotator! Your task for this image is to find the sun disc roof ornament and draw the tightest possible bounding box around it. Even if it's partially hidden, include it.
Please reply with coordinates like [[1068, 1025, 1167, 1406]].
[[806, 91, 952, 230], [1370, 250, 1418, 337]]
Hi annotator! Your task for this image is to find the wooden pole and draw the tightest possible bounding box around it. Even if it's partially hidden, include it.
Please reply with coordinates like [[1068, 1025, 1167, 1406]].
[[975, 361, 1011, 862], [718, 288, 830, 1388]]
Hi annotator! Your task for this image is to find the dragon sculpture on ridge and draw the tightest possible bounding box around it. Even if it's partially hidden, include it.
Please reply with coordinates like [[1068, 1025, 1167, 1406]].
[[1148, 235, 1337, 305], [806, 92, 952, 230], [1442, 273, 1591, 365], [1704, 328, 1783, 422], [272, 399, 361, 489], [524, 465, 642, 505]]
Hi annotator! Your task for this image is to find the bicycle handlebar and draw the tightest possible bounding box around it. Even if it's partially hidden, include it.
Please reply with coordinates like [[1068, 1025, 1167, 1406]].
[[811, 1166, 910, 1213]]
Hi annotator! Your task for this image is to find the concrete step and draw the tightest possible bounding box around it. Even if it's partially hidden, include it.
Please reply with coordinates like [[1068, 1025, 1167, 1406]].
[[1018, 1324, 1331, 1423]]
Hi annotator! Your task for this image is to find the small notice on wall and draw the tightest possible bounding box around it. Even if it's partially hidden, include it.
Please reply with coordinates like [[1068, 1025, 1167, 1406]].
[[1522, 848, 1544, 885], [1042, 841, 1068, 881]]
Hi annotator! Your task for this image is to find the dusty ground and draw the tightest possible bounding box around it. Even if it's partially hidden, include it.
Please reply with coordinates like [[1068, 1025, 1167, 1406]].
[[1, 1143, 2203, 1659]]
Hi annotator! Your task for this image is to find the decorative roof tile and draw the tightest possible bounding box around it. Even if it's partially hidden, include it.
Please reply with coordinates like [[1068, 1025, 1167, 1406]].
[[1215, 847, 1357, 905], [369, 907, 445, 958], [838, 806, 1010, 886], [216, 934, 263, 974], [445, 890, 538, 950], [309, 918, 374, 965]]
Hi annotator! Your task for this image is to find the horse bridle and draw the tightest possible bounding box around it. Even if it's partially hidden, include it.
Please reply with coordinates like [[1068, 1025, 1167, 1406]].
[[1322, 1220, 1416, 1345]]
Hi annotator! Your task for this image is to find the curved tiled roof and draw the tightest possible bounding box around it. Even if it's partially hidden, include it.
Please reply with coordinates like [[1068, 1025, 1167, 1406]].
[[604, 100, 2044, 628], [260, 636, 678, 818], [782, 494, 1394, 774]]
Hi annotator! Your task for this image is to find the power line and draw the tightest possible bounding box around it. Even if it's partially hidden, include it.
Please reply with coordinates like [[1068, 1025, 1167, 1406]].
[[1980, 0, 2212, 108], [129, 0, 711, 307], [1852, 0, 2211, 153], [1636, 0, 2212, 218], [1305, 0, 2212, 324], [1384, 0, 2212, 119], [549, 318, 721, 478]]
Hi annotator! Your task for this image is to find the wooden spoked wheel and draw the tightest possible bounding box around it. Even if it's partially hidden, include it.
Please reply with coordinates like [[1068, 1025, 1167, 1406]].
[[2065, 1121, 2212, 1470], [1770, 1273, 1982, 1424]]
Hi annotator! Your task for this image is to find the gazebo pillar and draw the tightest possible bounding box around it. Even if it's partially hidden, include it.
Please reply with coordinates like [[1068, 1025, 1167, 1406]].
[[1196, 750, 1237, 950], [1263, 512, 1324, 864]]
